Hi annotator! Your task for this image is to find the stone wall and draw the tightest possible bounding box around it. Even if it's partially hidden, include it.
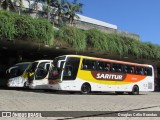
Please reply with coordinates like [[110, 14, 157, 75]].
[[73, 20, 140, 40]]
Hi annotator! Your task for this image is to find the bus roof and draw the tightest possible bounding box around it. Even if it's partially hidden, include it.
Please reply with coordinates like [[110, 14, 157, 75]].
[[15, 62, 32, 66], [59, 55, 152, 67], [34, 60, 53, 62]]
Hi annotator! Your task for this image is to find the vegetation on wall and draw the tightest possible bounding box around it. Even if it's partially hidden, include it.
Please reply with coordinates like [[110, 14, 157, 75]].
[[0, 10, 53, 45], [55, 26, 86, 50], [1, 10, 160, 60], [55, 27, 160, 60]]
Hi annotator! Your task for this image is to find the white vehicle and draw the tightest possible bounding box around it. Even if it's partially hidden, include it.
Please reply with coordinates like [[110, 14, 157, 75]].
[[48, 55, 154, 95], [27, 60, 53, 89], [7, 62, 32, 88]]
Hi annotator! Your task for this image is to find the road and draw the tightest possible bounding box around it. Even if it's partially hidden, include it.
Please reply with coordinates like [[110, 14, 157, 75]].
[[0, 88, 160, 120]]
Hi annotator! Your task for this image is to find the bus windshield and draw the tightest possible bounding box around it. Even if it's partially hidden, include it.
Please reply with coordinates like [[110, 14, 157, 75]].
[[27, 62, 38, 73], [26, 62, 38, 81], [7, 63, 31, 79]]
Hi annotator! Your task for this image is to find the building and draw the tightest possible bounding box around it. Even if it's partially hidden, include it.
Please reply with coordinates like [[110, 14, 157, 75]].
[[21, 0, 139, 39]]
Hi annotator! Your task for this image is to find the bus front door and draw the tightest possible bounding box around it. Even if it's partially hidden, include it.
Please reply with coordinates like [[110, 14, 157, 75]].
[[29, 62, 51, 89]]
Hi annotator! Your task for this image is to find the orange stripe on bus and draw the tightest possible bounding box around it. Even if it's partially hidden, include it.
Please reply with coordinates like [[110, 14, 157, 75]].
[[124, 74, 147, 82]]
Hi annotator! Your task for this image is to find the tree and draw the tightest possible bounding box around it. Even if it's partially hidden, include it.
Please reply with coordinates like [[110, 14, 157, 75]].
[[26, 0, 31, 12], [0, 0, 15, 11], [43, 0, 52, 21], [65, 0, 83, 26], [0, 0, 5, 10], [32, 0, 42, 18], [13, 0, 24, 15], [51, 0, 67, 25]]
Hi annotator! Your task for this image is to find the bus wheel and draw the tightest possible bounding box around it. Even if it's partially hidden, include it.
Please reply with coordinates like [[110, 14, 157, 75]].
[[81, 83, 91, 94], [129, 85, 139, 95], [23, 82, 27, 89]]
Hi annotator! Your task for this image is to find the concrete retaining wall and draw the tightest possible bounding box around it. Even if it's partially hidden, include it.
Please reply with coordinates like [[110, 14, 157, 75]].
[[73, 20, 140, 40]]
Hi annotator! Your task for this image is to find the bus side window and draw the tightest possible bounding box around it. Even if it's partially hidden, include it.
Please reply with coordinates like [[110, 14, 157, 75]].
[[118, 68, 122, 72], [131, 67, 135, 74], [124, 66, 135, 74], [112, 64, 122, 73], [136, 67, 144, 75], [82, 59, 96, 70], [91, 61, 96, 70], [145, 67, 152, 76], [111, 63, 116, 72], [64, 66, 72, 77], [144, 67, 147, 75], [112, 68, 115, 72], [124, 65, 128, 73], [104, 63, 111, 72], [83, 65, 88, 70], [82, 59, 90, 70], [105, 67, 109, 71], [97, 61, 104, 71]]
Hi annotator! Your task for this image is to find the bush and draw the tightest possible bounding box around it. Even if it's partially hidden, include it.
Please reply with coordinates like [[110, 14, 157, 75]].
[[55, 27, 160, 60], [85, 28, 160, 59], [86, 29, 135, 56], [0, 10, 53, 45], [1, 10, 160, 60], [0, 11, 16, 40], [86, 29, 110, 51], [55, 26, 86, 50]]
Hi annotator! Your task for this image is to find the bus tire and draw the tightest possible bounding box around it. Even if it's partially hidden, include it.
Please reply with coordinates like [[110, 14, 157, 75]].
[[81, 83, 91, 94], [23, 82, 27, 89], [129, 85, 139, 95]]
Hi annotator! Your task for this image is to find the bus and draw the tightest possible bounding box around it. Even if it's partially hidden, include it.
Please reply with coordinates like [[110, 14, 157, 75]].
[[48, 55, 154, 95], [7, 62, 32, 88], [27, 60, 53, 89]]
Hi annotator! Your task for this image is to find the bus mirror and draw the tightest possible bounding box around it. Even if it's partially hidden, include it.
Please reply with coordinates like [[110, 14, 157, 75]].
[[57, 61, 61, 68], [57, 60, 65, 69]]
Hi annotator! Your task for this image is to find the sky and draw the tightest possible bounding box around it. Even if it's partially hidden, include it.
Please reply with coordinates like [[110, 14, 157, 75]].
[[72, 0, 160, 45]]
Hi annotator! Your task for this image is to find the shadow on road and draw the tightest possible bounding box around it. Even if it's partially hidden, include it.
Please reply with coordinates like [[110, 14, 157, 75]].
[[0, 86, 147, 96]]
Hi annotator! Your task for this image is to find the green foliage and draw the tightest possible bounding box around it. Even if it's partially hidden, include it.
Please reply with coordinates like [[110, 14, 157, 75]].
[[86, 29, 109, 51], [31, 18, 54, 45], [55, 27, 160, 59], [86, 29, 134, 56], [1, 10, 160, 60], [0, 10, 53, 45], [0, 11, 16, 40], [56, 26, 86, 50]]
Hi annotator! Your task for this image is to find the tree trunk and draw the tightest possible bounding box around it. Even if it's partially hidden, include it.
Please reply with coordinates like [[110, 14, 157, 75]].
[[47, 6, 51, 21], [0, 4, 2, 10], [18, 8, 21, 15], [0, 0, 5, 10]]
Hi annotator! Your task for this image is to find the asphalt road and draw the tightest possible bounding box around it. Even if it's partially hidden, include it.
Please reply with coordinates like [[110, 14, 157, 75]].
[[0, 88, 160, 120]]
